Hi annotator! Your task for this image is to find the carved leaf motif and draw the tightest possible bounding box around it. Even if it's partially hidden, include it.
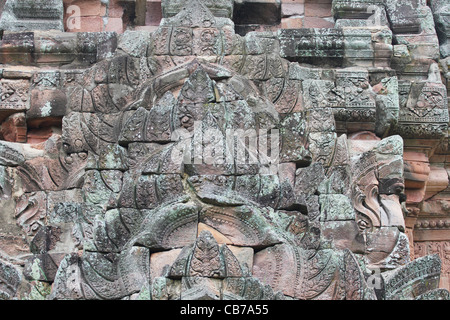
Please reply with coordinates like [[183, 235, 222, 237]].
[[220, 245, 243, 277], [178, 66, 216, 104], [299, 249, 338, 300], [275, 79, 301, 113], [119, 107, 148, 142], [264, 78, 284, 103]]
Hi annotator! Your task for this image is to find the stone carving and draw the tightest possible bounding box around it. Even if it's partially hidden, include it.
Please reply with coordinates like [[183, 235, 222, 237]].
[[0, 0, 448, 302], [414, 240, 450, 290], [279, 28, 345, 65], [394, 65, 449, 138], [162, 0, 234, 19], [430, 0, 450, 58], [333, 0, 422, 34], [0, 80, 30, 115], [382, 254, 442, 300], [0, 0, 64, 32], [0, 259, 21, 299]]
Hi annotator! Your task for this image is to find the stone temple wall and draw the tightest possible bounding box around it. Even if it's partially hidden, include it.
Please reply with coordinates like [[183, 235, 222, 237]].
[[0, 0, 449, 300]]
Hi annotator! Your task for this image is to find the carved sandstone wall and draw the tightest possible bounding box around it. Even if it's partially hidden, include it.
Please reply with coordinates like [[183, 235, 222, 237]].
[[0, 0, 449, 300]]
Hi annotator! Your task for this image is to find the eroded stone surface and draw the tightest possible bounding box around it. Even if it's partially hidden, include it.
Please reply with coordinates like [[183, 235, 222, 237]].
[[0, 0, 448, 301]]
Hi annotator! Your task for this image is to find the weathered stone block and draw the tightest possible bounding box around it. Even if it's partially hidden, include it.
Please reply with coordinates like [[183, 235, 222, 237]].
[[321, 220, 363, 252], [136, 202, 199, 250], [252, 243, 298, 297], [28, 89, 67, 120], [199, 206, 283, 248], [234, 0, 281, 25], [294, 162, 325, 196], [0, 0, 64, 32], [305, 1, 331, 18], [24, 253, 65, 282], [181, 276, 222, 300], [0, 0, 448, 302], [0, 79, 30, 120], [319, 194, 355, 221], [0, 112, 27, 142], [332, 0, 385, 20], [385, 0, 421, 34], [430, 0, 450, 57], [396, 79, 449, 139]]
